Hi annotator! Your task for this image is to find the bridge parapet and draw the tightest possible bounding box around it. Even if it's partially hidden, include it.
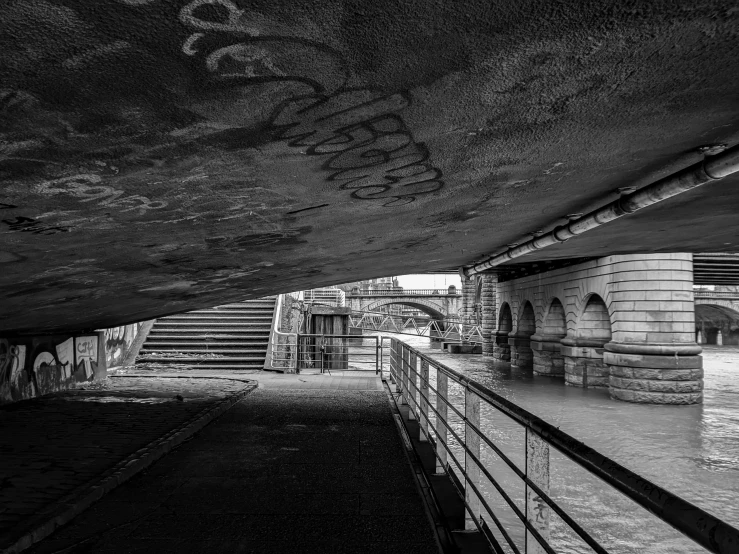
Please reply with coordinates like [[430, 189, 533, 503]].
[[693, 290, 739, 300], [348, 289, 461, 297]]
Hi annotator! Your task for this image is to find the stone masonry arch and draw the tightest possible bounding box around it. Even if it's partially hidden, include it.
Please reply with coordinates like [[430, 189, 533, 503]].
[[510, 301, 536, 369], [362, 298, 446, 320], [694, 299, 739, 345], [532, 297, 567, 377], [496, 254, 702, 404], [494, 302, 513, 361], [562, 293, 612, 388]]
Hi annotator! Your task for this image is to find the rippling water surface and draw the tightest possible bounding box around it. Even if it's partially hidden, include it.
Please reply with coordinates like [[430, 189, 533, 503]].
[[373, 335, 739, 554]]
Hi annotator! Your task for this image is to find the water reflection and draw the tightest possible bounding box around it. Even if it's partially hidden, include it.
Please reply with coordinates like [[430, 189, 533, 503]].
[[378, 335, 739, 553]]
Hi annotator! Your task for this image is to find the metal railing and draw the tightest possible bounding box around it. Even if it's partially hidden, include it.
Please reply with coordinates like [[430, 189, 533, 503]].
[[350, 311, 483, 343], [349, 288, 460, 296], [386, 337, 739, 554], [297, 334, 379, 374], [264, 293, 298, 371]]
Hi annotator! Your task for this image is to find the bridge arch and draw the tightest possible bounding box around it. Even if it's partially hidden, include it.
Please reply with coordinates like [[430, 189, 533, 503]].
[[532, 297, 567, 377], [363, 298, 446, 320], [563, 293, 613, 388], [695, 300, 739, 345], [511, 301, 535, 370]]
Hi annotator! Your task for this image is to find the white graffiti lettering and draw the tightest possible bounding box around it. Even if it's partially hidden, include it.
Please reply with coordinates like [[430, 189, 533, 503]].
[[35, 175, 167, 215]]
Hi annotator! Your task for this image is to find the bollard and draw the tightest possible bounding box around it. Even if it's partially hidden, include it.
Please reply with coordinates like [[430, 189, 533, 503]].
[[465, 387, 481, 530], [525, 428, 550, 553], [419, 358, 429, 441], [435, 369, 448, 474]]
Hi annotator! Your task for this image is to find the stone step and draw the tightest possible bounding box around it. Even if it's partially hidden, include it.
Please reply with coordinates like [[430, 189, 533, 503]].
[[212, 303, 275, 309], [136, 360, 264, 371], [137, 355, 265, 364], [146, 334, 268, 340], [148, 330, 271, 336], [142, 341, 268, 348], [140, 351, 266, 357], [138, 296, 275, 370], [178, 311, 274, 316], [159, 315, 273, 320], [152, 321, 271, 333]]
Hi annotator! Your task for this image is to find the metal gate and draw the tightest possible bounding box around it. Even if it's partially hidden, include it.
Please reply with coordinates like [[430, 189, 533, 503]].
[[296, 334, 379, 374]]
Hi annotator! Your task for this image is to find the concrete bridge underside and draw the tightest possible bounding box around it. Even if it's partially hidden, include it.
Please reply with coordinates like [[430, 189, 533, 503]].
[[2, 1, 739, 334]]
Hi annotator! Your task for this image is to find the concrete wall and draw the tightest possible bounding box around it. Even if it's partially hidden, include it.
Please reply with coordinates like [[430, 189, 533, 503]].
[[0, 319, 152, 403], [103, 321, 152, 368], [0, 332, 106, 404], [494, 253, 702, 404]]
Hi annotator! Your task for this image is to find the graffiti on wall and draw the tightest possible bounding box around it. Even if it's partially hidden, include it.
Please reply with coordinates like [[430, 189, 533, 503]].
[[172, 0, 445, 207], [0, 335, 104, 404], [104, 323, 141, 367], [33, 174, 167, 216]]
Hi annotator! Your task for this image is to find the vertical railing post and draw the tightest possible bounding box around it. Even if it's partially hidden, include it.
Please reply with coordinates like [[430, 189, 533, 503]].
[[465, 386, 481, 530], [435, 368, 448, 474], [401, 345, 409, 405], [525, 428, 550, 554], [408, 351, 417, 420], [376, 336, 380, 376], [395, 342, 402, 392], [419, 358, 429, 441]]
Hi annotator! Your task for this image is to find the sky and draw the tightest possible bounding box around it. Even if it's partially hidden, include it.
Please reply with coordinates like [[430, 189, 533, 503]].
[[395, 273, 461, 290]]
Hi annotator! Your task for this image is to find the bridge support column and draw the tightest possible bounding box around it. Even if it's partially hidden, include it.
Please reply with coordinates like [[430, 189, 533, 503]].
[[496, 252, 703, 404], [530, 335, 565, 377], [509, 335, 534, 369], [561, 339, 609, 388], [461, 276, 476, 324], [604, 254, 703, 404], [480, 274, 497, 357], [493, 331, 511, 361]]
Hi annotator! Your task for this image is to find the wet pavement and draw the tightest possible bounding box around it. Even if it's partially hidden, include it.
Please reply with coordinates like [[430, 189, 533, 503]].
[[0, 375, 255, 552], [26, 374, 439, 553]]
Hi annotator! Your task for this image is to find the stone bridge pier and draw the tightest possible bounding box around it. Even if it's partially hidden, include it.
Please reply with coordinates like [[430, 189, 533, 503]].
[[477, 253, 702, 404]]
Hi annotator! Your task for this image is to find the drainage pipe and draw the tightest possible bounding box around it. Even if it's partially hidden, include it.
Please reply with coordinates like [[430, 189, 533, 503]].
[[462, 145, 739, 278]]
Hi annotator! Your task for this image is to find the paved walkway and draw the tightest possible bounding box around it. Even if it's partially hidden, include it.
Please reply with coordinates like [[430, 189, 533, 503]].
[[0, 375, 255, 553], [7, 371, 437, 553]]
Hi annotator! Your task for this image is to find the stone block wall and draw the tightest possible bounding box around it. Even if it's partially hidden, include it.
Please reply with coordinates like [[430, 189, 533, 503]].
[[495, 253, 702, 404], [480, 274, 497, 356]]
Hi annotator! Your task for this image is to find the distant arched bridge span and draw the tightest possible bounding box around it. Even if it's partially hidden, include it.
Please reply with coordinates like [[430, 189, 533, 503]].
[[347, 289, 461, 319]]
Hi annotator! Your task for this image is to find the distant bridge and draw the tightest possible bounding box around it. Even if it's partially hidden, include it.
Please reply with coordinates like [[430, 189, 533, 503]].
[[693, 290, 739, 319], [346, 288, 461, 319]]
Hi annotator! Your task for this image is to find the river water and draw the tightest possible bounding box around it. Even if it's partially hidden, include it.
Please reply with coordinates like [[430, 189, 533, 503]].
[[372, 334, 739, 554]]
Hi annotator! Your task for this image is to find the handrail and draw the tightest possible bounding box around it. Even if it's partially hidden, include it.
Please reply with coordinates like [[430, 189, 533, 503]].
[[263, 293, 297, 372], [387, 337, 739, 554]]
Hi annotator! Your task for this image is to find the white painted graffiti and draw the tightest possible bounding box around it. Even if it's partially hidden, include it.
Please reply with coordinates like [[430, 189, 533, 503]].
[[75, 336, 99, 379], [34, 174, 167, 215], [55, 337, 74, 379]]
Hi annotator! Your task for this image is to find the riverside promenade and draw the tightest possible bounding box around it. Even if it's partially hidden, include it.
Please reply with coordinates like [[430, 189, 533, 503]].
[[3, 369, 439, 553]]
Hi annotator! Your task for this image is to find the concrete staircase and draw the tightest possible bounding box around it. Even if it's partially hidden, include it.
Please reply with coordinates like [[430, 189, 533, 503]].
[[136, 298, 276, 370]]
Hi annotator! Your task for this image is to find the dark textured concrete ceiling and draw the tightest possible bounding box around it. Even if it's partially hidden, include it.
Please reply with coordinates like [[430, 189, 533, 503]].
[[2, 0, 739, 333]]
